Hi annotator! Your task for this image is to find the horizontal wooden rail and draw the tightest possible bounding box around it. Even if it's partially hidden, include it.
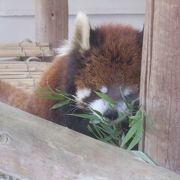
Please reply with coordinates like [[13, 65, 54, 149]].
[[0, 42, 49, 47], [0, 102, 179, 179], [0, 61, 50, 92], [0, 42, 53, 57]]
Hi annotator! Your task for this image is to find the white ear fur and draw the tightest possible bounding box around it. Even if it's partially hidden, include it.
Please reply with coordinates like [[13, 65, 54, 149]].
[[71, 12, 90, 50]]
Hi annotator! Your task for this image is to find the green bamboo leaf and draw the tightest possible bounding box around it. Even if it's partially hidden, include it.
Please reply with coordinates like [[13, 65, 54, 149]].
[[129, 109, 143, 127], [69, 114, 100, 122], [91, 109, 103, 117], [88, 125, 107, 139], [88, 125, 100, 139], [38, 85, 148, 150], [128, 118, 136, 127], [122, 96, 132, 110], [102, 135, 114, 142], [135, 108, 143, 119], [55, 89, 69, 96], [51, 100, 70, 109], [91, 124, 118, 143], [42, 94, 66, 100], [37, 87, 71, 101], [121, 121, 139, 147], [89, 120, 102, 124], [131, 151, 156, 165], [94, 91, 116, 106], [127, 124, 143, 150], [97, 123, 115, 135], [118, 112, 127, 119], [36, 89, 66, 101], [92, 124, 107, 135], [92, 124, 105, 138]]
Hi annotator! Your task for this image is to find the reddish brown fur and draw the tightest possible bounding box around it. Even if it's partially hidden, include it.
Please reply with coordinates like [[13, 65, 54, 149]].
[[0, 56, 70, 120], [26, 56, 70, 119], [0, 24, 142, 128], [75, 25, 141, 91], [0, 81, 30, 111]]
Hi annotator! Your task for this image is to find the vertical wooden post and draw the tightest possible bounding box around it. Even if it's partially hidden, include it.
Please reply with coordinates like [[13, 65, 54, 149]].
[[35, 0, 68, 49], [140, 0, 180, 173]]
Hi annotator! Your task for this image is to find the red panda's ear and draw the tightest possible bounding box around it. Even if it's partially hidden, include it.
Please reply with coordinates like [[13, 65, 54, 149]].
[[70, 12, 91, 51]]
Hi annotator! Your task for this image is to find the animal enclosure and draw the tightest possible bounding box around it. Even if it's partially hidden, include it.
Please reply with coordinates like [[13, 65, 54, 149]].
[[0, 0, 180, 178]]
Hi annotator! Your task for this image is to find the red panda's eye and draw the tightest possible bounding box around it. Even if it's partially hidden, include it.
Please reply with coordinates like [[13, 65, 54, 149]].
[[126, 58, 133, 65]]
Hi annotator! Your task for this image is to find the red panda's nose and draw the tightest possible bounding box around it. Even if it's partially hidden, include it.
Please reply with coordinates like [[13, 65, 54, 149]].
[[103, 108, 118, 121]]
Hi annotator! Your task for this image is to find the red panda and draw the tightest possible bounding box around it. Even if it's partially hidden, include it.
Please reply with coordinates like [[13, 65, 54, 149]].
[[0, 12, 143, 136]]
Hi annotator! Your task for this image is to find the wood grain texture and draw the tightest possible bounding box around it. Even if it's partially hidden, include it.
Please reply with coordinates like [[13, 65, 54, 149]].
[[35, 0, 68, 49], [0, 42, 53, 57], [0, 61, 50, 92], [0, 102, 179, 179], [140, 0, 180, 173]]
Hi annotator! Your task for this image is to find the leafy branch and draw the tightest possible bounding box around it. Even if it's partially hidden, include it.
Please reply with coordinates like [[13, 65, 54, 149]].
[[37, 87, 153, 150]]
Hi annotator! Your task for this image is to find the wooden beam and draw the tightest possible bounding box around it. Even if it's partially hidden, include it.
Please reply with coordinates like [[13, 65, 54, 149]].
[[35, 0, 68, 49], [140, 0, 180, 173], [0, 102, 179, 179], [0, 42, 53, 58]]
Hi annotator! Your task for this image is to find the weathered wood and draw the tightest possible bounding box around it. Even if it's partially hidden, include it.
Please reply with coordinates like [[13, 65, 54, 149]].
[[0, 61, 50, 92], [0, 42, 49, 48], [35, 0, 68, 49], [140, 0, 180, 173], [0, 49, 52, 58], [0, 42, 53, 58], [0, 102, 179, 179]]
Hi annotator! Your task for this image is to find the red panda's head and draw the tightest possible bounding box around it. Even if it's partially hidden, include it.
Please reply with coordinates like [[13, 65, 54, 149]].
[[59, 12, 143, 121]]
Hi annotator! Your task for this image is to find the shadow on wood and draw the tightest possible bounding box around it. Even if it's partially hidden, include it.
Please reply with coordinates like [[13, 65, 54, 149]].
[[0, 102, 179, 179]]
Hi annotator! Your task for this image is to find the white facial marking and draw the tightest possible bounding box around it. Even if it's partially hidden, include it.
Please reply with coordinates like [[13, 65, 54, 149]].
[[123, 88, 133, 96], [89, 99, 109, 114], [100, 86, 108, 93], [76, 88, 91, 101]]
